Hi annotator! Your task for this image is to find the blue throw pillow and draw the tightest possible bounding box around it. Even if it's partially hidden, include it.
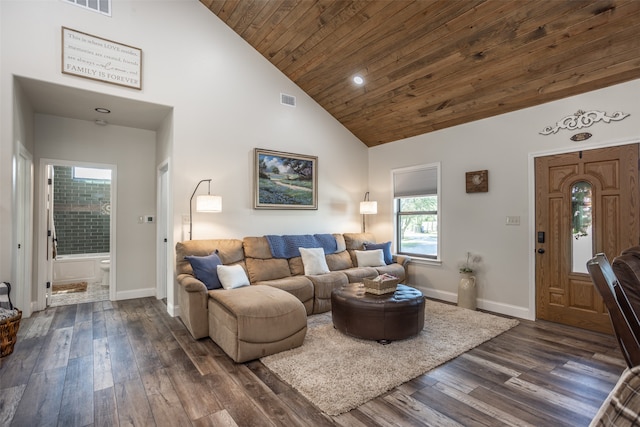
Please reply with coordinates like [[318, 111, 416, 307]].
[[185, 251, 222, 290], [363, 241, 393, 265]]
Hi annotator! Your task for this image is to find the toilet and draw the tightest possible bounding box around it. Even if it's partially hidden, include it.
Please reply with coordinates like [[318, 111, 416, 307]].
[[100, 259, 110, 287]]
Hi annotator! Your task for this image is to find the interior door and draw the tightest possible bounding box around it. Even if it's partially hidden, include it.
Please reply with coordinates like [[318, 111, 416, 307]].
[[535, 144, 639, 333], [16, 147, 33, 316], [45, 164, 55, 307], [157, 163, 169, 301]]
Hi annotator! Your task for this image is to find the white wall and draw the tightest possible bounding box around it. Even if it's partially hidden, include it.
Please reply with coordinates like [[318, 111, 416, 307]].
[[34, 115, 157, 296], [369, 79, 640, 319], [1, 1, 368, 311]]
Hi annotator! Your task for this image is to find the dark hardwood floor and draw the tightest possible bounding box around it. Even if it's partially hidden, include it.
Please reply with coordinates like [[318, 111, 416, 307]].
[[0, 297, 625, 426]]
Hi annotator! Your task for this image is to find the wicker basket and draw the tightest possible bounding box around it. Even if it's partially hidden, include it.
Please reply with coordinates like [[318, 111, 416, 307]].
[[363, 277, 400, 295], [0, 310, 22, 358]]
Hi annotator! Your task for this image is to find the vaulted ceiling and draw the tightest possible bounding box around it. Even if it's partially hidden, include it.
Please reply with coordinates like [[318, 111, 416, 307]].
[[201, 0, 640, 147]]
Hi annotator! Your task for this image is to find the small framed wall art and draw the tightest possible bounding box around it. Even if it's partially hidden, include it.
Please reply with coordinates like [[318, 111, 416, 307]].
[[465, 170, 488, 193]]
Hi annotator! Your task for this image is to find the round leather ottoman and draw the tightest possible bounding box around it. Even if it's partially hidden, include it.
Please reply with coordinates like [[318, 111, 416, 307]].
[[331, 283, 425, 342]]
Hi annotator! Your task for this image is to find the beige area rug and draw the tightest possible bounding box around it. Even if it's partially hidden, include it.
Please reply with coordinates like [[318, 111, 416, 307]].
[[52, 281, 87, 294], [260, 299, 519, 416]]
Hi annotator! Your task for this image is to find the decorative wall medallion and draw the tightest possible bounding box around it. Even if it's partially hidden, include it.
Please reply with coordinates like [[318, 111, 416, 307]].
[[466, 170, 488, 193], [570, 132, 592, 142], [539, 110, 629, 135]]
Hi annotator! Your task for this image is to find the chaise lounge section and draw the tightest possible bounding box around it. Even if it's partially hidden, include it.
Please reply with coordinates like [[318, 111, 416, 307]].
[[207, 285, 307, 363]]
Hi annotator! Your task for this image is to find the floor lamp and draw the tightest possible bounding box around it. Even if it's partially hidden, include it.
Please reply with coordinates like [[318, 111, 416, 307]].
[[189, 179, 222, 240], [359, 191, 377, 233]]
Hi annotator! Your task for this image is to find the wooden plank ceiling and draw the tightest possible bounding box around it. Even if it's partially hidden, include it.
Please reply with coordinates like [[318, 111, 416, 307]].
[[201, 0, 640, 147]]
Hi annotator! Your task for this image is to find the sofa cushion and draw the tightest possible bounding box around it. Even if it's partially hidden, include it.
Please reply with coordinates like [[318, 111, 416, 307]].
[[344, 232, 376, 265], [254, 276, 314, 314], [245, 257, 291, 283], [307, 272, 349, 313], [333, 233, 347, 252], [184, 251, 223, 290], [243, 236, 273, 259], [289, 257, 305, 276], [355, 249, 386, 267], [342, 267, 378, 283], [344, 232, 376, 250], [364, 241, 393, 265], [299, 247, 330, 275], [326, 250, 353, 271], [217, 264, 250, 289], [176, 239, 244, 276]]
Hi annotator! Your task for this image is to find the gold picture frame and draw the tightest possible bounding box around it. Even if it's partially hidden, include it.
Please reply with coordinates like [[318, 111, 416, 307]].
[[254, 148, 318, 209]]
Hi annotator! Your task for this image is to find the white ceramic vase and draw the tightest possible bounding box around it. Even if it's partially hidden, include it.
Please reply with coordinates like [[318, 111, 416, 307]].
[[457, 272, 477, 310]]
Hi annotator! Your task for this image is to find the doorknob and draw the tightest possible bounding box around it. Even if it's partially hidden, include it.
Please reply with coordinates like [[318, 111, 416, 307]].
[[537, 248, 545, 254]]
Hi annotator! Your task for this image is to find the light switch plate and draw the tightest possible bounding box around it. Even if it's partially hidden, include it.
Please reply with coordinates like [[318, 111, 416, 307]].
[[506, 216, 520, 225]]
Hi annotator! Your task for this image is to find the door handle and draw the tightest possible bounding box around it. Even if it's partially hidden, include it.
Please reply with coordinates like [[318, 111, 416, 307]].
[[537, 248, 545, 254]]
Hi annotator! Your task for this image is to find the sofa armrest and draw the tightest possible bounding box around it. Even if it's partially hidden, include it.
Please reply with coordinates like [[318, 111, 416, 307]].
[[177, 273, 207, 293], [392, 255, 411, 283], [393, 254, 411, 267], [177, 273, 209, 339]]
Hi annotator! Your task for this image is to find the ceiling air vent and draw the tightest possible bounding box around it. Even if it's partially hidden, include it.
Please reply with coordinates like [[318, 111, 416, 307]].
[[280, 93, 296, 107], [64, 0, 111, 16]]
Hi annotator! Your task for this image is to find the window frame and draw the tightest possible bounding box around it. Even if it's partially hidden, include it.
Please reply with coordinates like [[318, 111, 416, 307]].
[[392, 163, 441, 261], [73, 166, 112, 181]]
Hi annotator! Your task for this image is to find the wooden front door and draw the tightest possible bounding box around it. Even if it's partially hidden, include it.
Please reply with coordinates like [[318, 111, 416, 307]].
[[535, 144, 639, 333]]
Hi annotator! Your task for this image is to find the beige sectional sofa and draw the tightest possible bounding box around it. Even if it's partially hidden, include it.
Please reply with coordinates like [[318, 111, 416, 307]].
[[175, 233, 409, 349]]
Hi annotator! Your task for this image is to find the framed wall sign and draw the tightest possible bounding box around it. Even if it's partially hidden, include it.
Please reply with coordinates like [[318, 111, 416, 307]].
[[254, 148, 318, 209], [61, 27, 142, 90], [466, 170, 488, 193]]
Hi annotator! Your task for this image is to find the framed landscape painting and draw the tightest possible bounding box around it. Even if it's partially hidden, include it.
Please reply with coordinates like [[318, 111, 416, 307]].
[[254, 148, 318, 209]]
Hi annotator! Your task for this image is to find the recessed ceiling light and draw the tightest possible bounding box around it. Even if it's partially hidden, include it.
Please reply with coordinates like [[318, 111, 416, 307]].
[[94, 119, 108, 126], [353, 75, 364, 85], [95, 107, 111, 114]]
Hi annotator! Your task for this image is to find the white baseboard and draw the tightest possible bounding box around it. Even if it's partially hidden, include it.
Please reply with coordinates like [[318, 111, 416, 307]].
[[167, 302, 179, 317], [115, 287, 156, 301], [412, 284, 534, 320]]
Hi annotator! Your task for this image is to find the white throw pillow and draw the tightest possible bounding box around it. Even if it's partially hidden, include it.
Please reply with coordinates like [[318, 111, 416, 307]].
[[355, 249, 386, 267], [299, 247, 330, 275], [216, 264, 250, 289]]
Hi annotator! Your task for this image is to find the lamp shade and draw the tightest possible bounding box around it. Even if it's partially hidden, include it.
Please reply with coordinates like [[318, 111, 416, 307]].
[[196, 195, 222, 212], [359, 201, 377, 215]]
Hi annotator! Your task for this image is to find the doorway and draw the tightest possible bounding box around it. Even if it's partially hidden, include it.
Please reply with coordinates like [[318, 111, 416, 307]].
[[535, 143, 639, 333], [40, 160, 116, 308]]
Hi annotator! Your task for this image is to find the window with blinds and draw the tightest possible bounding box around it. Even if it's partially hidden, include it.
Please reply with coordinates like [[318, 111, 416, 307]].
[[64, 0, 111, 16], [393, 163, 440, 259]]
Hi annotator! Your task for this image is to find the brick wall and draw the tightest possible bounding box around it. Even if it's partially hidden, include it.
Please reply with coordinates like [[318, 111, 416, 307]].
[[53, 166, 111, 255]]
